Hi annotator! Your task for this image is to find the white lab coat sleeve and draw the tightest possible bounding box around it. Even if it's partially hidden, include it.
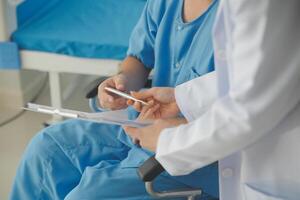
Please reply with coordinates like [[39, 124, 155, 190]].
[[156, 0, 300, 176], [175, 71, 218, 122]]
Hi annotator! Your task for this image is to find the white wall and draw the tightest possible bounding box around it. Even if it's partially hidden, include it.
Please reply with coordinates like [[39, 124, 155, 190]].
[[0, 70, 47, 110], [0, 0, 8, 40], [0, 72, 22, 111], [0, 0, 18, 40], [0, 1, 46, 121]]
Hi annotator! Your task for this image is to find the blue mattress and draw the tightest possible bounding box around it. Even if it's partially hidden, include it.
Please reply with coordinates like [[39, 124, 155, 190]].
[[12, 0, 146, 60]]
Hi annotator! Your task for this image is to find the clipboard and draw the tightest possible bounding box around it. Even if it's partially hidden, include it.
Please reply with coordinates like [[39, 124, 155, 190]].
[[24, 103, 152, 128]]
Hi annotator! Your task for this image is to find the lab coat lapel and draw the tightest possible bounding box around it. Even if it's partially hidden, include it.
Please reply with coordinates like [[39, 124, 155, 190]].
[[212, 0, 230, 97], [215, 2, 300, 199], [214, 2, 243, 200], [213, 1, 268, 200]]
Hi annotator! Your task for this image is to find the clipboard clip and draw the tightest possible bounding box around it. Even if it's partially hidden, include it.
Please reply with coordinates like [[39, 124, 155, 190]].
[[24, 103, 79, 118], [36, 107, 78, 118]]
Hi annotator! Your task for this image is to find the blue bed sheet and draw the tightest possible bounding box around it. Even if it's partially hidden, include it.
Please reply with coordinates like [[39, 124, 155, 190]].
[[12, 0, 146, 60]]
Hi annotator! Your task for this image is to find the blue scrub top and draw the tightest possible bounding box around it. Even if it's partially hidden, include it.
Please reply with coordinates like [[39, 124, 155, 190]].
[[127, 0, 218, 87], [124, 0, 219, 131], [124, 1, 220, 196], [123, 0, 219, 142]]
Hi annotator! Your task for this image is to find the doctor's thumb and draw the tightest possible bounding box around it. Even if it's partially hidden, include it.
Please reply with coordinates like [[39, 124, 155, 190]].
[[131, 90, 153, 100]]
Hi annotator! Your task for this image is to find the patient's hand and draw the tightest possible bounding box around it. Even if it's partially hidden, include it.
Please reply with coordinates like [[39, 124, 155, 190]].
[[98, 74, 129, 110], [127, 87, 180, 119]]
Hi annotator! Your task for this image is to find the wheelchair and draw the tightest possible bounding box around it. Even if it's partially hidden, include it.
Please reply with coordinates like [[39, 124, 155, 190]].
[[85, 78, 216, 200]]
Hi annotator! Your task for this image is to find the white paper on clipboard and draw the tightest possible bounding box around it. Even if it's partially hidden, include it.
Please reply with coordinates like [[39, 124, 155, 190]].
[[24, 103, 152, 128]]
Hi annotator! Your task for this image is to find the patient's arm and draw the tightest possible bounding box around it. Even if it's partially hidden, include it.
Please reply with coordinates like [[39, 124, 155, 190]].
[[98, 56, 151, 110]]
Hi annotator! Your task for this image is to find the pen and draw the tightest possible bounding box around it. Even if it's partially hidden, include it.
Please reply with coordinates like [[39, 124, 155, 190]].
[[104, 87, 149, 106]]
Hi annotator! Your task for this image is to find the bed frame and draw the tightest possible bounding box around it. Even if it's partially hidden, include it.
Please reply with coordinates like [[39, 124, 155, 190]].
[[20, 51, 121, 113], [1, 0, 121, 119]]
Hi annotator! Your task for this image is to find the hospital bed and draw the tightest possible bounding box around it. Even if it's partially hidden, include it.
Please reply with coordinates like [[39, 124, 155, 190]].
[[0, 0, 146, 114]]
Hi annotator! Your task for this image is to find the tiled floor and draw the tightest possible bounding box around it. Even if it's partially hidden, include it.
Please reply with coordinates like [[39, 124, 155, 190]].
[[0, 75, 95, 200]]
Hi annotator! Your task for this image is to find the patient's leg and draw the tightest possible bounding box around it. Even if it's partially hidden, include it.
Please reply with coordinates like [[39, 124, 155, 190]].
[[10, 119, 129, 200], [64, 146, 216, 200], [64, 148, 190, 200]]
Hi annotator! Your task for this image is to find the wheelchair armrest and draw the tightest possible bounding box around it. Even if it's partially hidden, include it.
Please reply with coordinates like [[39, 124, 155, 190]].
[[138, 155, 165, 182], [137, 156, 203, 199]]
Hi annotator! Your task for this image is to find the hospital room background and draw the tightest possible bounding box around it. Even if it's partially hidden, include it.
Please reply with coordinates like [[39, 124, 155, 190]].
[[0, 0, 147, 199]]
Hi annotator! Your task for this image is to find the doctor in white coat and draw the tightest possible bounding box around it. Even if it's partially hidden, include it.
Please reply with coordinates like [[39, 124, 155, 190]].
[[125, 0, 300, 199]]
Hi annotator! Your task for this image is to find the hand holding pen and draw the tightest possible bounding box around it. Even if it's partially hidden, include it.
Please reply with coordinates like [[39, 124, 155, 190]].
[[127, 87, 180, 119]]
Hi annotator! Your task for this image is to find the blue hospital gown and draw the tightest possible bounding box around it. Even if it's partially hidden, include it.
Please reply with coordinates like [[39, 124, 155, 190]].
[[10, 0, 219, 200]]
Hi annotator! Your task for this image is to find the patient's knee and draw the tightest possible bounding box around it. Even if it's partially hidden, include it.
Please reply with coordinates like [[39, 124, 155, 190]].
[[22, 129, 60, 164]]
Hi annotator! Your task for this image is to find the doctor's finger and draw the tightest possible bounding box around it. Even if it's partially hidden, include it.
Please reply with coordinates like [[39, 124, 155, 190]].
[[144, 104, 160, 119], [138, 104, 153, 120], [139, 103, 159, 119], [132, 101, 142, 112], [131, 89, 155, 100], [127, 99, 134, 106], [133, 98, 155, 112]]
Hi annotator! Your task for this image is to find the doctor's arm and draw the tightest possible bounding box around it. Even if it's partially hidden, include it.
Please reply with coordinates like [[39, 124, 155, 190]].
[[127, 71, 218, 119], [156, 0, 300, 175]]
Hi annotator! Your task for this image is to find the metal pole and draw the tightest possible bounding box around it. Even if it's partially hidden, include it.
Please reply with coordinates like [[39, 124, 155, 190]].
[[145, 182, 202, 199], [48, 71, 63, 122]]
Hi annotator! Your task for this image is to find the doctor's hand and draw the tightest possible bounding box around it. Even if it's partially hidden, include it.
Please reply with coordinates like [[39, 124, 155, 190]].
[[127, 87, 180, 119], [124, 100, 161, 145], [136, 100, 161, 121], [123, 118, 187, 152], [98, 74, 130, 110]]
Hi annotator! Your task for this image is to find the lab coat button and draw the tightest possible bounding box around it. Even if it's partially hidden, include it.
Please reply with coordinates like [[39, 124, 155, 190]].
[[175, 62, 181, 68], [222, 168, 233, 178]]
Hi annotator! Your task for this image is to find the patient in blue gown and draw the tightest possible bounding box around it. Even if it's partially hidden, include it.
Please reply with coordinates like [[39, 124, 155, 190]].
[[10, 0, 219, 199]]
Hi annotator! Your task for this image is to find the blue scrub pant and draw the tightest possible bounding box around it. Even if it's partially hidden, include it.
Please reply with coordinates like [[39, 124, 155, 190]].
[[10, 119, 218, 200]]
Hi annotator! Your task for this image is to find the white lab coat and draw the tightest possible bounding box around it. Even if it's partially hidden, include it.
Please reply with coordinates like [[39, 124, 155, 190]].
[[156, 0, 300, 200]]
